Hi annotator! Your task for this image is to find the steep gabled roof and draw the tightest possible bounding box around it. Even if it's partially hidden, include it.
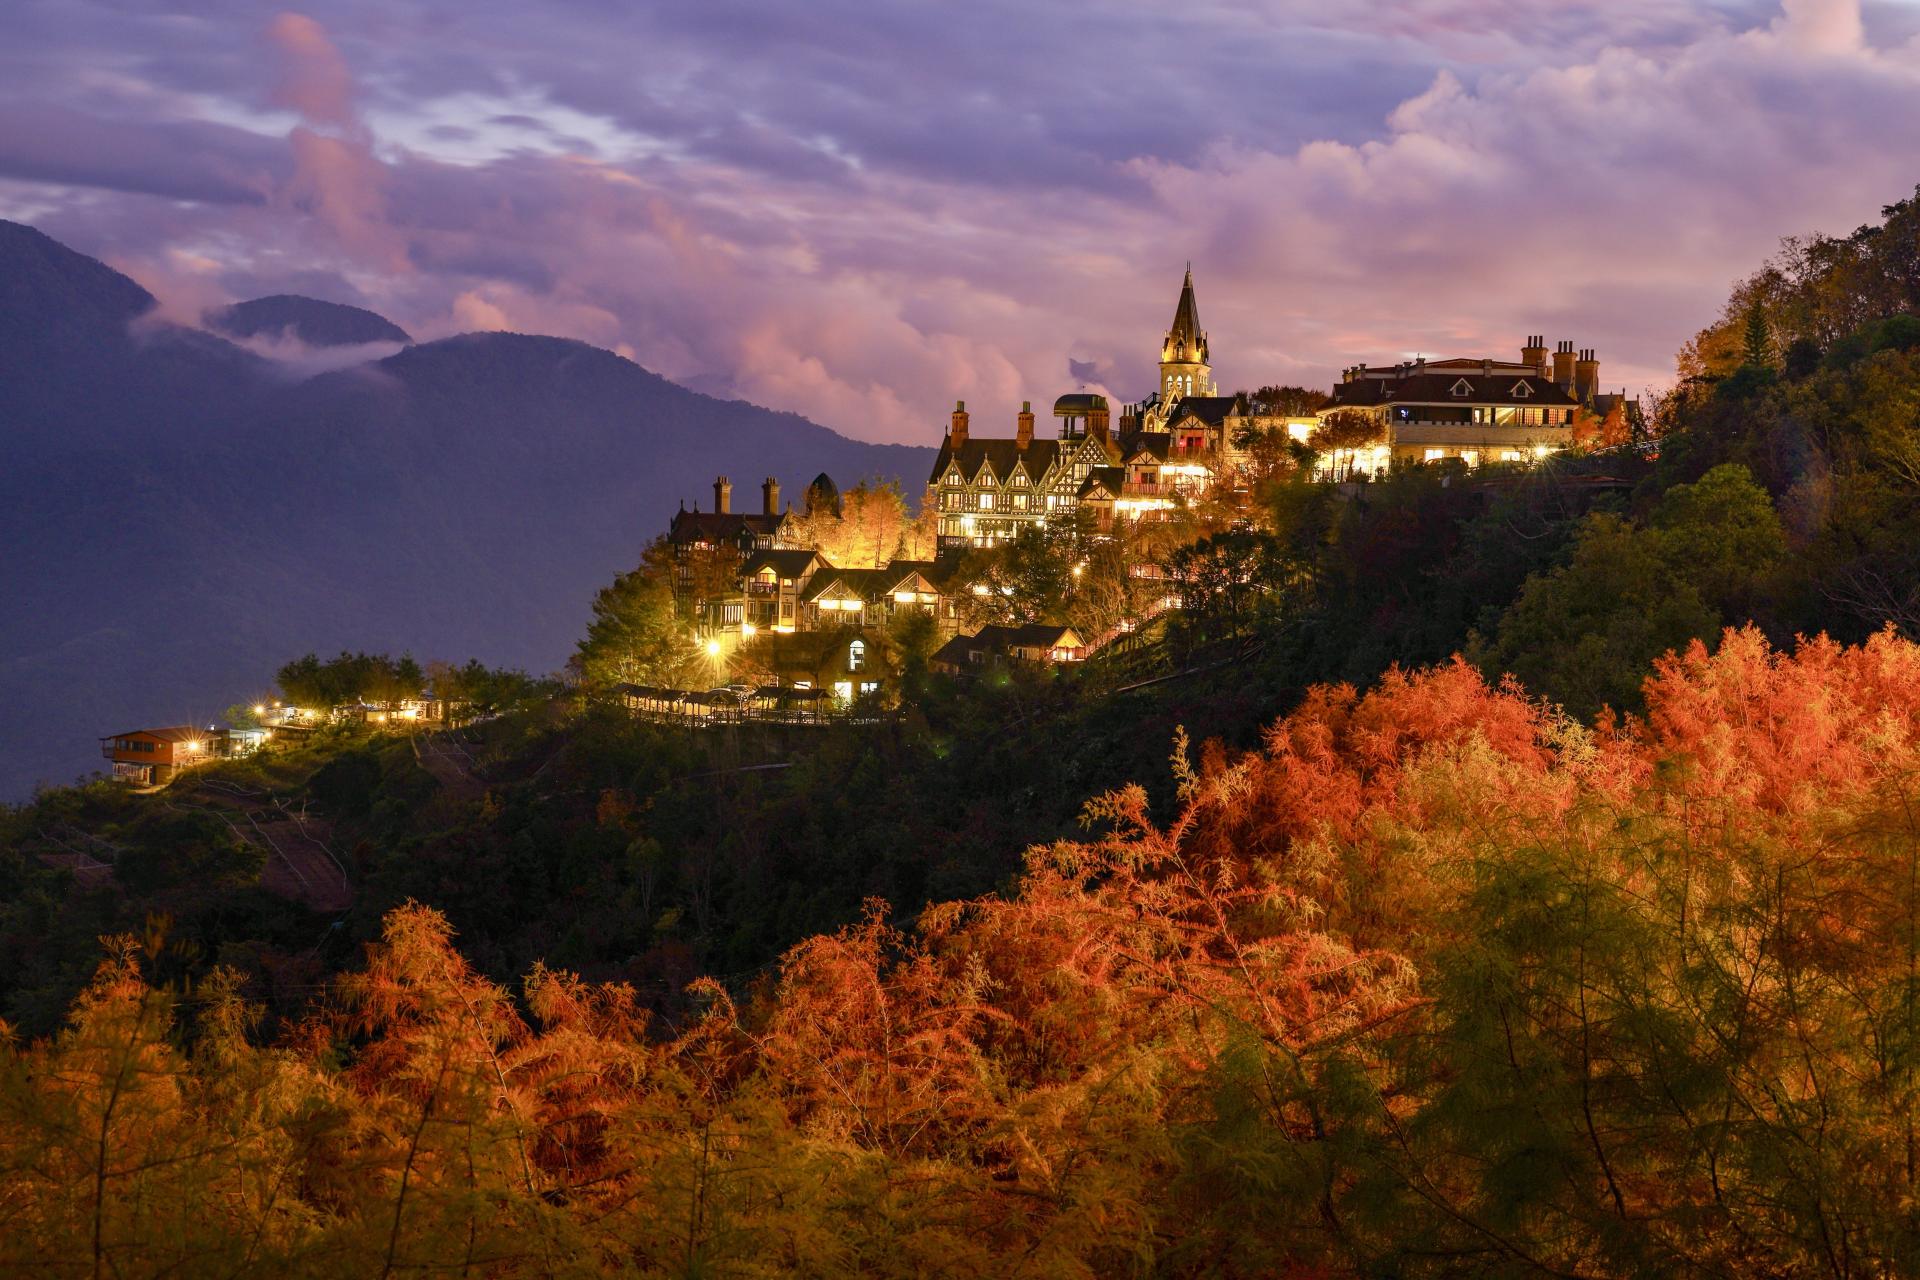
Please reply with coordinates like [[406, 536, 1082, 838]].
[[1077, 466, 1126, 501], [1167, 395, 1239, 428], [1123, 432, 1173, 464], [800, 567, 889, 604], [928, 436, 1063, 487], [742, 548, 826, 579], [873, 560, 949, 594]]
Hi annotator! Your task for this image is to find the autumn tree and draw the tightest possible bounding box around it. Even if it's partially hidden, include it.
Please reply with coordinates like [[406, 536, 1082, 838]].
[[1307, 407, 1385, 478], [788, 478, 934, 567]]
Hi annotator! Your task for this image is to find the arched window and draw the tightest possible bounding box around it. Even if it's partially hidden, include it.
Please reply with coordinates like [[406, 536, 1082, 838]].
[[848, 640, 866, 672]]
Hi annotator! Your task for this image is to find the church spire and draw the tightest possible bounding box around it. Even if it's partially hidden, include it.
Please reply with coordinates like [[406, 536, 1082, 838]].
[[1159, 264, 1212, 404], [1166, 264, 1204, 362]]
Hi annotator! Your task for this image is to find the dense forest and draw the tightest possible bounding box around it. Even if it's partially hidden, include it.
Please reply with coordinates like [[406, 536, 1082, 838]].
[[4, 188, 1920, 1275]]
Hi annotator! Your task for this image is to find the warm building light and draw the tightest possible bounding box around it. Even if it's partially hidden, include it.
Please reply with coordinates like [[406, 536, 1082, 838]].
[[400, 707, 419, 720], [741, 622, 757, 638], [705, 639, 722, 657], [251, 704, 266, 716], [185, 740, 202, 753]]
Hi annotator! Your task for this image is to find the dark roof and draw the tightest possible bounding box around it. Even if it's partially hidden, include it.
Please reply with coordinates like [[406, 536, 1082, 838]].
[[800, 566, 888, 604], [1077, 466, 1125, 500], [976, 623, 1082, 650], [100, 725, 211, 743], [928, 436, 1062, 486], [930, 634, 981, 667], [1122, 432, 1173, 463], [1166, 395, 1239, 427], [668, 509, 784, 544], [873, 559, 949, 592], [1329, 373, 1579, 409], [1052, 393, 1109, 416], [742, 549, 825, 578]]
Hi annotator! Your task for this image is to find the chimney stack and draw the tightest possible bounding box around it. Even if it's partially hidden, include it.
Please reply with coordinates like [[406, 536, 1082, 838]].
[[950, 399, 970, 448], [1574, 349, 1600, 404], [1016, 400, 1035, 448], [762, 476, 779, 516], [713, 475, 731, 515], [1089, 403, 1111, 444], [1552, 340, 1576, 390], [1522, 335, 1548, 377]]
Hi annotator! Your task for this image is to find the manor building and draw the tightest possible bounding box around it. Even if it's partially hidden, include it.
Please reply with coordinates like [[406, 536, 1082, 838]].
[[1318, 339, 1634, 474], [667, 475, 795, 613]]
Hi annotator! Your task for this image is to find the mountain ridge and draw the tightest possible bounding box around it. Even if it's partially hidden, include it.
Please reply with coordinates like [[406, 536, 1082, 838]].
[[210, 293, 413, 347], [0, 221, 934, 799]]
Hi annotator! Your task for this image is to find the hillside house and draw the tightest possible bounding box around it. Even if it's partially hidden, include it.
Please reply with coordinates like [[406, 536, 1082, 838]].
[[746, 626, 891, 707], [739, 548, 829, 633], [99, 725, 224, 785], [930, 623, 1086, 674]]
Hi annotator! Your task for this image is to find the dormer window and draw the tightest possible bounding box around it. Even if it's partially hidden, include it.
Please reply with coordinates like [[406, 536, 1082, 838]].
[[979, 472, 995, 487], [1450, 379, 1473, 397], [1011, 471, 1028, 487], [946, 470, 961, 485], [1511, 382, 1532, 398]]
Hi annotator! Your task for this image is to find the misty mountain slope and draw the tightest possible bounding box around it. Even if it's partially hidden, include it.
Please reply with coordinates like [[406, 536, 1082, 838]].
[[0, 225, 934, 800], [0, 220, 269, 449], [210, 294, 412, 346]]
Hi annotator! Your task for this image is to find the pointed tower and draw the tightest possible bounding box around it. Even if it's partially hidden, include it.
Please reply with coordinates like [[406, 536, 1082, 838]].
[[1159, 264, 1214, 405]]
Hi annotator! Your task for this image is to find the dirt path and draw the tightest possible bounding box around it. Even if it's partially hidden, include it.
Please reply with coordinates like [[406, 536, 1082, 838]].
[[175, 783, 353, 913], [412, 731, 486, 803]]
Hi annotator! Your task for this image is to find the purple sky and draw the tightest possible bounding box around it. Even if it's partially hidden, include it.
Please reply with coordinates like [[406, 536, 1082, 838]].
[[5, 1, 1920, 443]]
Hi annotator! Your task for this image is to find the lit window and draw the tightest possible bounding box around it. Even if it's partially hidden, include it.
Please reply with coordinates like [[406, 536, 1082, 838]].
[[848, 640, 865, 671], [1424, 449, 1445, 462]]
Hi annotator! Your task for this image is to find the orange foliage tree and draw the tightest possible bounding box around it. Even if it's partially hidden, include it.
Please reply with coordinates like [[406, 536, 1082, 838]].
[[4, 627, 1920, 1274]]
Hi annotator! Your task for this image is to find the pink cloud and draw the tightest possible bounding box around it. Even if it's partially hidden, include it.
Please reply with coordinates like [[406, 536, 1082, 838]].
[[267, 13, 357, 132], [12, 0, 1920, 447]]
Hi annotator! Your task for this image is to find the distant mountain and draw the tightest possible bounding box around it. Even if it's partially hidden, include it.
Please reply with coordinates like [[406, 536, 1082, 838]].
[[209, 294, 412, 347], [0, 221, 934, 800]]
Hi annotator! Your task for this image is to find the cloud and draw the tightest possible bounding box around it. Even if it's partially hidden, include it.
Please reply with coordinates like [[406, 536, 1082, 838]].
[[267, 12, 358, 131], [4, 0, 1919, 443]]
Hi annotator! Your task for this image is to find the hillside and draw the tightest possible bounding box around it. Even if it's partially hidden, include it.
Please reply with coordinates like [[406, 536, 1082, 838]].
[[0, 221, 934, 800], [208, 294, 413, 346]]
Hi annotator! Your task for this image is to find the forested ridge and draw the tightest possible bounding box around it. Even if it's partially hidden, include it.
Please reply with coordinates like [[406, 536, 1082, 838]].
[[5, 192, 1920, 1275]]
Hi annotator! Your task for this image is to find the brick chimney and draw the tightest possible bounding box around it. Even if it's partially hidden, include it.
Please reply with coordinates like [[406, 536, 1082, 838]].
[[1574, 349, 1600, 404], [1552, 341, 1576, 390], [950, 399, 969, 448], [1522, 335, 1548, 377], [762, 476, 779, 516], [713, 475, 731, 515], [1089, 403, 1111, 444], [1016, 400, 1034, 449]]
